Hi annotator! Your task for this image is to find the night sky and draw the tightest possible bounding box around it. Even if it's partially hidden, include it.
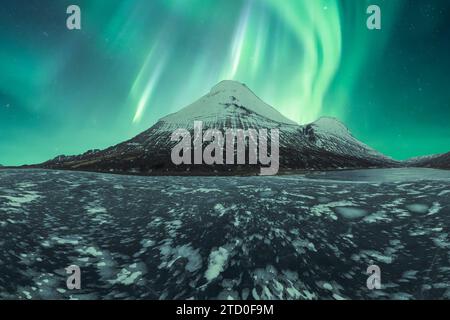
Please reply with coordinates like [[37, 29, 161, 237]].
[[0, 0, 449, 165]]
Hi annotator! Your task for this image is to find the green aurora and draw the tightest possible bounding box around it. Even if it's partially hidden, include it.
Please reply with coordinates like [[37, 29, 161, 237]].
[[0, 0, 449, 165]]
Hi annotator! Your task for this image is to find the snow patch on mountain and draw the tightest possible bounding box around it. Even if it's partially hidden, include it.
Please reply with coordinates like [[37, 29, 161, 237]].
[[312, 117, 351, 137], [310, 117, 391, 160]]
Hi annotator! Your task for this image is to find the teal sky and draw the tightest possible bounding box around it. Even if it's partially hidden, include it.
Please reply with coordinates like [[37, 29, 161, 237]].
[[0, 0, 449, 165]]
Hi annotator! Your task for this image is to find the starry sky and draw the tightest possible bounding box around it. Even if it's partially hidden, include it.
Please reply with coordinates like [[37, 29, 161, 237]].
[[0, 0, 449, 165]]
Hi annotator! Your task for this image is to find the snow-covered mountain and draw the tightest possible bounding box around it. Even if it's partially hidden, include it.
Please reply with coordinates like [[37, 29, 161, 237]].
[[39, 80, 398, 174], [162, 80, 297, 129], [406, 152, 450, 169]]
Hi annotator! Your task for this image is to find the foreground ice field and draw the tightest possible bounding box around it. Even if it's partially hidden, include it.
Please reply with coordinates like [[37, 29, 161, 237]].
[[0, 168, 449, 300]]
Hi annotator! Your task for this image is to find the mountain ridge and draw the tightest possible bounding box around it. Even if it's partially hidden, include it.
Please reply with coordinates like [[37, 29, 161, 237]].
[[406, 152, 450, 170], [8, 80, 446, 175]]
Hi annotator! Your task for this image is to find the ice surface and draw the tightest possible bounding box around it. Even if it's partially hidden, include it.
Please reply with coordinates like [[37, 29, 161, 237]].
[[0, 168, 449, 300], [406, 204, 429, 214], [205, 247, 229, 281], [335, 207, 368, 219]]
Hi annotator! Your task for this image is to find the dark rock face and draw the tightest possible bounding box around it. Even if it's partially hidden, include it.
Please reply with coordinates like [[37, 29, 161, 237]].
[[35, 81, 398, 175], [39, 124, 395, 175]]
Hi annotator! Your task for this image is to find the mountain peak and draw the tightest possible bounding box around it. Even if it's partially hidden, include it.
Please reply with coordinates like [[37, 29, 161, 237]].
[[210, 80, 248, 94], [162, 80, 297, 126], [312, 117, 351, 136]]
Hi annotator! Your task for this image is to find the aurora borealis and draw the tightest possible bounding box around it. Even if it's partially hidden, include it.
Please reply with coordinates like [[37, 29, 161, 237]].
[[0, 0, 449, 165]]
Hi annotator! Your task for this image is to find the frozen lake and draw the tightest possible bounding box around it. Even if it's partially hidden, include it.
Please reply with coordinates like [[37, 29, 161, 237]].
[[305, 167, 450, 183], [0, 168, 449, 300]]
